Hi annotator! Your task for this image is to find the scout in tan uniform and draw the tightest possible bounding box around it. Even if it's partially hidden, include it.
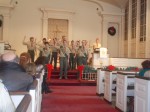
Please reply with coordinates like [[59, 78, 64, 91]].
[[23, 36, 36, 62], [77, 40, 89, 65], [69, 40, 76, 70], [75, 40, 80, 67], [59, 40, 70, 79], [50, 38, 59, 70]]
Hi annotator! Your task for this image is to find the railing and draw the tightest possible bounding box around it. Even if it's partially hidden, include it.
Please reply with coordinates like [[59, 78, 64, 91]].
[[82, 72, 97, 81]]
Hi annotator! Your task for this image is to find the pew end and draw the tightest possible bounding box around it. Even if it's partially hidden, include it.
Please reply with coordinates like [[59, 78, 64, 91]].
[[10, 92, 32, 112]]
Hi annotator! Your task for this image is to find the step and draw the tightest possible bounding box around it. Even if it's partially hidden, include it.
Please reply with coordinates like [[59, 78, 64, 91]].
[[51, 75, 78, 79], [47, 79, 96, 86], [51, 70, 78, 75], [50, 70, 79, 80]]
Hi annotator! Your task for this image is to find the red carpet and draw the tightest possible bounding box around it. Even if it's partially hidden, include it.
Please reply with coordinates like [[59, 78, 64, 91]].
[[47, 79, 96, 86], [41, 86, 119, 112]]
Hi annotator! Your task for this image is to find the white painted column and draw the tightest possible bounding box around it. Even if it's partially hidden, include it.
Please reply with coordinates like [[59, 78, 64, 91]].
[[41, 10, 48, 38], [127, 0, 132, 57], [0, 5, 13, 41], [2, 14, 10, 41], [99, 15, 103, 43], [136, 0, 140, 58], [101, 16, 108, 48], [68, 20, 73, 41], [119, 11, 125, 57], [145, 0, 150, 58], [42, 18, 48, 38]]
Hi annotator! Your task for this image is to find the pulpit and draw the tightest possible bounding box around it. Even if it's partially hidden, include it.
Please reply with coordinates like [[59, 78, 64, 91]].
[[0, 42, 16, 55], [92, 47, 109, 69]]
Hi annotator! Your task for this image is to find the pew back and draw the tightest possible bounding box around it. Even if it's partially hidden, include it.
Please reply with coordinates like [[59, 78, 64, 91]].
[[96, 69, 105, 95], [116, 72, 135, 112], [29, 79, 38, 112], [104, 71, 117, 102], [135, 76, 150, 112], [10, 92, 32, 112]]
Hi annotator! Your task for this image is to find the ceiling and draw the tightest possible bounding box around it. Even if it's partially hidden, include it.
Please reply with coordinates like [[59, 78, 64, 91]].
[[98, 0, 128, 8], [84, 0, 128, 8], [0, 0, 128, 8]]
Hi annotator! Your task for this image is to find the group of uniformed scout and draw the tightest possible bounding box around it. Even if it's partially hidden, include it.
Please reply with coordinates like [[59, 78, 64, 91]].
[[23, 36, 93, 79]]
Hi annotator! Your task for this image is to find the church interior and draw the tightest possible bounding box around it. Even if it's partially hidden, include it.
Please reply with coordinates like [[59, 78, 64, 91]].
[[0, 0, 150, 112]]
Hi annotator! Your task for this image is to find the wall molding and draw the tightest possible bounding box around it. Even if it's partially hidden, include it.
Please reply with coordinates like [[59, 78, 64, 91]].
[[0, 5, 14, 41], [40, 8, 75, 41]]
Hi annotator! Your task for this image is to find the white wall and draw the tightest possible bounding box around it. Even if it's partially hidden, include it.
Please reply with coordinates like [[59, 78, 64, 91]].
[[2, 0, 122, 55]]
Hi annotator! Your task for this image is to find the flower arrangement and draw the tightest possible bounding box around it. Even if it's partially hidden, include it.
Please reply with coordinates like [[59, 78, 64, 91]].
[[102, 65, 140, 72], [107, 65, 116, 71]]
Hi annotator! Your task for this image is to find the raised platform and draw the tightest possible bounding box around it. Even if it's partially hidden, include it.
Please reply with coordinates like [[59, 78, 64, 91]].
[[47, 79, 96, 86], [50, 69, 79, 79], [47, 69, 96, 86]]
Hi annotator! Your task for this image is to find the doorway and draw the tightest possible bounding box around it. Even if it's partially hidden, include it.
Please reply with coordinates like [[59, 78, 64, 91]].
[[107, 23, 119, 57]]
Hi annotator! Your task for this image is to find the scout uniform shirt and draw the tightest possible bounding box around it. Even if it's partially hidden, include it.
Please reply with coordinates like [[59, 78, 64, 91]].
[[23, 41, 36, 51], [59, 46, 70, 58]]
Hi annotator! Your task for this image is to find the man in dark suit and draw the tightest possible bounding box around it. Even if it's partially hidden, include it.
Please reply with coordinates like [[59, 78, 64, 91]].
[[0, 52, 33, 91]]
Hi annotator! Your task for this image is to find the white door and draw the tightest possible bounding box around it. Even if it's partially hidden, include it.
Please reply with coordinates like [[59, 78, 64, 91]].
[[107, 23, 119, 57]]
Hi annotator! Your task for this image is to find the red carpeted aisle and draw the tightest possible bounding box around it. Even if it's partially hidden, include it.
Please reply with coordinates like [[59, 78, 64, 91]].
[[41, 85, 119, 112]]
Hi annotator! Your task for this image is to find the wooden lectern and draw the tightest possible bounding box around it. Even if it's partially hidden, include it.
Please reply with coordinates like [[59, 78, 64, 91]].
[[99, 47, 108, 58], [92, 47, 109, 69]]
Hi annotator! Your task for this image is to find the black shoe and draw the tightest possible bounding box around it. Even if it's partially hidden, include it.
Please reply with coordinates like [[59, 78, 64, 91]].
[[65, 77, 68, 79], [112, 87, 116, 92], [45, 89, 53, 94]]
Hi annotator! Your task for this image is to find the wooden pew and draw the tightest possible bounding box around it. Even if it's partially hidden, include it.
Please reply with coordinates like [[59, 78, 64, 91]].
[[10, 69, 44, 112], [134, 76, 150, 112], [11, 80, 40, 112], [35, 69, 44, 112], [10, 92, 32, 112], [96, 68, 105, 95], [97, 67, 135, 97], [116, 71, 136, 112], [29, 79, 38, 112], [103, 67, 133, 103], [104, 70, 117, 103], [96, 58, 144, 96]]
